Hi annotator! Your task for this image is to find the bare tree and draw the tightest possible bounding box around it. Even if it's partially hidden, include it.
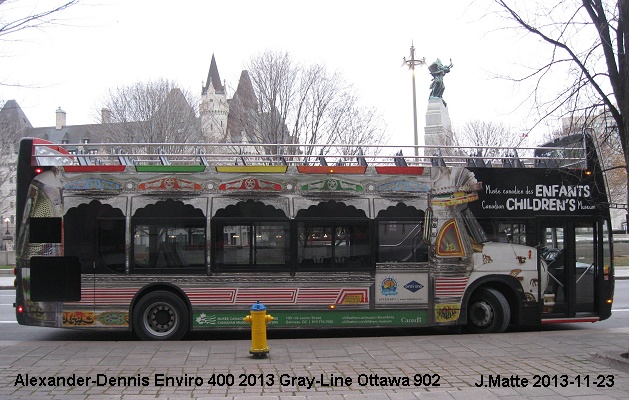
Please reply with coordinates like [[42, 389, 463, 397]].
[[0, 0, 81, 250], [245, 50, 387, 157], [453, 120, 523, 157], [0, 101, 22, 248], [600, 134, 628, 210], [247, 51, 296, 150], [97, 79, 201, 151], [0, 0, 79, 37], [492, 0, 629, 207], [0, 147, 16, 227], [1, 0, 80, 86]]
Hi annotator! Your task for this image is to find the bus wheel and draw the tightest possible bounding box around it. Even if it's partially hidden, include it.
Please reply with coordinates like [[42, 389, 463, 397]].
[[133, 291, 188, 340], [466, 288, 510, 334]]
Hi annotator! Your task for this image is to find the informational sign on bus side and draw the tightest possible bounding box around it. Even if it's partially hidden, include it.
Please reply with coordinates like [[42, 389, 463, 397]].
[[375, 272, 429, 304], [468, 169, 599, 218], [193, 310, 428, 328]]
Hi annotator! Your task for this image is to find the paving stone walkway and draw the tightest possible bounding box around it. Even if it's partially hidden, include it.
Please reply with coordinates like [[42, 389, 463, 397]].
[[0, 326, 627, 399]]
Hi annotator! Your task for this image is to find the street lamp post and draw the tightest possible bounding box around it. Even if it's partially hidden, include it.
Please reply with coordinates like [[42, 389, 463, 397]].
[[403, 43, 425, 159], [2, 218, 12, 251]]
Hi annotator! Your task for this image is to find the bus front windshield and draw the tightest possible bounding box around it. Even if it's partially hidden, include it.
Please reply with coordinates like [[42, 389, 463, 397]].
[[462, 208, 489, 244]]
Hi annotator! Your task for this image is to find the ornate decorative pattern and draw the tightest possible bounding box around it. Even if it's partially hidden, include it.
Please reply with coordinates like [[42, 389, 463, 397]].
[[218, 178, 282, 191], [138, 177, 202, 192], [96, 311, 129, 326], [300, 178, 363, 192], [73, 286, 369, 307], [435, 303, 460, 323], [62, 311, 95, 326]]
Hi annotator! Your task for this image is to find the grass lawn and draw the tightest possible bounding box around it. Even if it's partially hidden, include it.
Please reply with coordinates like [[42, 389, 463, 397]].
[[615, 255, 629, 267]]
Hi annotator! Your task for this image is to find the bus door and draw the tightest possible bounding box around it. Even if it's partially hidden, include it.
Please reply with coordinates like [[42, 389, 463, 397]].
[[540, 219, 598, 318]]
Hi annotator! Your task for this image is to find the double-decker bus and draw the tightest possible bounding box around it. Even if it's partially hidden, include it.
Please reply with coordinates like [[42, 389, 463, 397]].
[[13, 134, 614, 340]]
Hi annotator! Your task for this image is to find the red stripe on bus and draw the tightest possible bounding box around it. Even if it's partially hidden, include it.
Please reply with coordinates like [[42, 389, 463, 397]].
[[297, 166, 367, 174], [63, 165, 127, 173], [434, 277, 469, 297], [375, 166, 425, 175], [541, 317, 600, 324]]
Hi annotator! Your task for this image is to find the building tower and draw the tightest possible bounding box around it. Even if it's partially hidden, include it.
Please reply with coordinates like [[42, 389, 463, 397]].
[[200, 54, 229, 142]]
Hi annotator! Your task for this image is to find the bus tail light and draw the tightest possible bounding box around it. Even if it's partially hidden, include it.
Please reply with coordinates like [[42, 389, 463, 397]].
[[17, 305, 24, 314], [34, 167, 44, 175]]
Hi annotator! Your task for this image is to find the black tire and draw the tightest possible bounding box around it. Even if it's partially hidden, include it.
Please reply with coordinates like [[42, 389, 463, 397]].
[[465, 287, 510, 334], [133, 291, 188, 341]]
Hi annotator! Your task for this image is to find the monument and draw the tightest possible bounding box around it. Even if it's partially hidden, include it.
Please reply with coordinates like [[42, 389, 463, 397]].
[[424, 59, 454, 149]]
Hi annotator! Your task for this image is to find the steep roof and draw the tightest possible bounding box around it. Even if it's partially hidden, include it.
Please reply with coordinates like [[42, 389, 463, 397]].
[[233, 70, 258, 111], [0, 100, 33, 142], [226, 70, 260, 143], [28, 123, 109, 152], [202, 54, 225, 95]]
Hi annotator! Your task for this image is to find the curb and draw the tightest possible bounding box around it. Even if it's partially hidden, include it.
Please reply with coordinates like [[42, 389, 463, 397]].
[[592, 352, 629, 372]]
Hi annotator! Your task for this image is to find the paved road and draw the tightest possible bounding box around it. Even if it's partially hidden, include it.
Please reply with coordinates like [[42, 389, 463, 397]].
[[0, 326, 627, 399]]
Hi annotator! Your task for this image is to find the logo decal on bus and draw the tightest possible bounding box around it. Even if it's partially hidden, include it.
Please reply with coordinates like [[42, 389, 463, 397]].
[[195, 313, 216, 325], [381, 277, 398, 296], [435, 303, 460, 323], [404, 281, 424, 293]]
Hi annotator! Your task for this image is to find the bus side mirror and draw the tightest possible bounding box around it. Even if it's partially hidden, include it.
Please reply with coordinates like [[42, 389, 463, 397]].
[[423, 208, 433, 243]]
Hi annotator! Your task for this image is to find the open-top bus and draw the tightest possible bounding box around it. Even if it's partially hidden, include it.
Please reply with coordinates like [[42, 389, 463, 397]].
[[13, 134, 614, 340]]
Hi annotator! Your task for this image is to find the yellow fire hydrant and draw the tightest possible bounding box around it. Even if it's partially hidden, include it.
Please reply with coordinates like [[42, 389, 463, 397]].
[[243, 301, 274, 358]]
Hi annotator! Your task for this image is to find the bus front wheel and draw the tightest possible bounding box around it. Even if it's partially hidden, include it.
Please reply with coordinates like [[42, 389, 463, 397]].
[[466, 287, 510, 334], [133, 291, 189, 340]]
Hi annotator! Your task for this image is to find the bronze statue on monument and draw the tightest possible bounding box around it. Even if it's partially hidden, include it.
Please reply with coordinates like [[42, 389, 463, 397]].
[[428, 59, 453, 103]]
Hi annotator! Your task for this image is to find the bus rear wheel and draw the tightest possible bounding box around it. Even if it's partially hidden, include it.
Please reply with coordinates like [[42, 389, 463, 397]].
[[466, 288, 510, 334], [133, 291, 188, 340]]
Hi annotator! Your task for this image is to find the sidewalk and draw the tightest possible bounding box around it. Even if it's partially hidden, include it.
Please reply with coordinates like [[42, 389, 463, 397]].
[[616, 265, 629, 279], [0, 269, 12, 290], [0, 325, 627, 399]]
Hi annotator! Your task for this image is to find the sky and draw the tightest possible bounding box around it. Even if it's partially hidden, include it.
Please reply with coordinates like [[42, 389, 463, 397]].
[[1, 0, 549, 148]]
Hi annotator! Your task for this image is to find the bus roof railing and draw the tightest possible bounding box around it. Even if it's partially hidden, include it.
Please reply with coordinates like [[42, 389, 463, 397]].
[[28, 140, 592, 169]]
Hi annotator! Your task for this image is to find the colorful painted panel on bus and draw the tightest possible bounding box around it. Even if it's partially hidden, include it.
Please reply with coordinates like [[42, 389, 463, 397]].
[[193, 310, 428, 328]]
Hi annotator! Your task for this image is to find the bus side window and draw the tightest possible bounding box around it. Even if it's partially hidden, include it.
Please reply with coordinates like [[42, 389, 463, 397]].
[[133, 224, 205, 271], [297, 223, 370, 270], [377, 221, 427, 263], [214, 222, 289, 271]]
